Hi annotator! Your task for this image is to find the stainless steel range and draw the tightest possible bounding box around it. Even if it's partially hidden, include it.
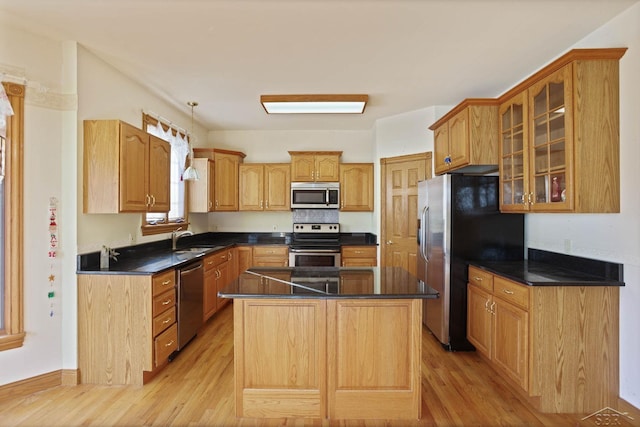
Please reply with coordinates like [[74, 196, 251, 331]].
[[288, 223, 341, 267]]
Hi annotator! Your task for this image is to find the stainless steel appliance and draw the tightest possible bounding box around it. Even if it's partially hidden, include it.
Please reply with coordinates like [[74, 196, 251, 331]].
[[289, 223, 341, 267], [291, 182, 340, 209], [176, 260, 204, 352], [417, 174, 524, 351]]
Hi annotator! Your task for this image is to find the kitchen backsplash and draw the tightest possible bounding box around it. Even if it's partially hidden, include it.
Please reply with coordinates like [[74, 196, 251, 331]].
[[292, 209, 339, 224]]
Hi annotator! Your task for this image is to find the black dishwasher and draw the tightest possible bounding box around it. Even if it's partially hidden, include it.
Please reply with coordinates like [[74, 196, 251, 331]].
[[175, 260, 204, 354]]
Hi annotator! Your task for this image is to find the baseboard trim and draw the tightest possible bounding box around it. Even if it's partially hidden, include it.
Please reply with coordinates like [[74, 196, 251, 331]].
[[0, 370, 65, 401], [617, 398, 640, 424], [61, 369, 79, 386]]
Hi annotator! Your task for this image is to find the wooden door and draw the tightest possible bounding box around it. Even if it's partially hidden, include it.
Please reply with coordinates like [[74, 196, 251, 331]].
[[236, 246, 253, 273], [239, 164, 264, 210], [492, 298, 529, 392], [433, 125, 449, 175], [448, 108, 470, 169], [380, 152, 431, 275], [499, 92, 530, 212], [119, 122, 149, 212], [148, 135, 171, 212], [466, 284, 492, 358], [203, 264, 217, 322], [264, 163, 290, 210], [339, 163, 374, 211], [214, 152, 239, 211], [315, 154, 340, 181], [290, 154, 315, 181]]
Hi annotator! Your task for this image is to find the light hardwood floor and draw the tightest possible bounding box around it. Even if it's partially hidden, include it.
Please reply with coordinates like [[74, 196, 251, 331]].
[[0, 303, 587, 426]]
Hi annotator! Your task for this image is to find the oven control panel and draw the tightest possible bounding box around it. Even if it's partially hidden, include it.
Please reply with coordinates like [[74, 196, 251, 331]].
[[293, 223, 340, 233]]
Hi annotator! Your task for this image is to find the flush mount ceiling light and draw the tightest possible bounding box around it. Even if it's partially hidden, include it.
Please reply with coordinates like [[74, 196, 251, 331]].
[[260, 94, 368, 114]]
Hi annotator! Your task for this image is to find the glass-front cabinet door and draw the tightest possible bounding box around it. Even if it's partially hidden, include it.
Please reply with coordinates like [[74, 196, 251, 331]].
[[528, 65, 573, 211], [499, 92, 528, 212]]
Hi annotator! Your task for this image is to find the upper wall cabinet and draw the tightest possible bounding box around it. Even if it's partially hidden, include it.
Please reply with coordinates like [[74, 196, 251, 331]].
[[239, 163, 291, 211], [339, 163, 374, 211], [289, 151, 342, 182], [188, 158, 215, 213], [429, 100, 499, 175], [499, 48, 626, 213], [84, 120, 170, 213]]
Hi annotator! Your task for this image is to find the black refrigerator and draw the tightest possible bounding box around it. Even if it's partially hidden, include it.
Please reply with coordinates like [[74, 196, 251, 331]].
[[417, 174, 524, 351]]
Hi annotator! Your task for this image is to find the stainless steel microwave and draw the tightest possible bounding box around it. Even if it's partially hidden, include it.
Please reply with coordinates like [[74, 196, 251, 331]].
[[290, 182, 340, 209]]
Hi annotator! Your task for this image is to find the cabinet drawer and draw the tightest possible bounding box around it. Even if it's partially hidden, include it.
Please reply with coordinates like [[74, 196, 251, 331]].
[[204, 251, 229, 271], [493, 276, 530, 310], [153, 305, 176, 337], [152, 270, 176, 296], [154, 323, 178, 367], [342, 246, 377, 259], [253, 245, 288, 257], [153, 289, 176, 316], [468, 266, 494, 293]]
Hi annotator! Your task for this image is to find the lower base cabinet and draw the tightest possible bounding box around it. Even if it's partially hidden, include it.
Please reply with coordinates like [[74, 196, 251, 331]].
[[340, 245, 377, 267], [467, 265, 619, 413], [233, 298, 422, 420], [203, 248, 235, 322]]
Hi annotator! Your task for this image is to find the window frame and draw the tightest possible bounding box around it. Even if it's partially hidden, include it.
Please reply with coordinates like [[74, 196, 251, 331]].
[[1, 81, 25, 351], [140, 114, 189, 236]]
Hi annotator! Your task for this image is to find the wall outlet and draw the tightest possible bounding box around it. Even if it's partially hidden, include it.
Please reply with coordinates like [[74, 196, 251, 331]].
[[272, 225, 277, 231], [564, 239, 572, 253]]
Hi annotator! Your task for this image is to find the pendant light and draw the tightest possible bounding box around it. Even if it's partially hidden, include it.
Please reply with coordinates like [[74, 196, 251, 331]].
[[182, 101, 199, 181]]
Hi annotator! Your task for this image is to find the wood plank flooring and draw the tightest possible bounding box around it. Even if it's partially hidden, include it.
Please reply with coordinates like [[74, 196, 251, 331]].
[[0, 303, 588, 426]]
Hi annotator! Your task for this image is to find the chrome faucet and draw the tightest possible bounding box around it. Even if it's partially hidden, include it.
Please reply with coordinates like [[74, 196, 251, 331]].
[[171, 228, 194, 250]]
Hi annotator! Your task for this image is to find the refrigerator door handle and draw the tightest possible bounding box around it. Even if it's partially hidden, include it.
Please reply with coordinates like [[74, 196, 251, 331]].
[[419, 206, 429, 262]]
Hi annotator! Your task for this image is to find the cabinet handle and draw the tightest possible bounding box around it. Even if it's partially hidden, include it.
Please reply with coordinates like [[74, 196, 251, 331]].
[[228, 251, 233, 260], [355, 250, 363, 254], [145, 194, 151, 206], [215, 200, 219, 208], [162, 318, 171, 325], [162, 299, 172, 305], [207, 260, 214, 266], [260, 200, 263, 209], [521, 194, 527, 205], [484, 299, 490, 311], [165, 340, 175, 347], [208, 201, 212, 209], [474, 276, 483, 282], [162, 280, 171, 286], [265, 200, 269, 208], [490, 301, 496, 314], [502, 289, 515, 295], [150, 195, 156, 206], [528, 193, 533, 205], [386, 240, 394, 245]]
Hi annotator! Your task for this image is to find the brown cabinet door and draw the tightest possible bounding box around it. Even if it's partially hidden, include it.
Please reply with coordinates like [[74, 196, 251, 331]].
[[214, 152, 240, 211], [339, 163, 374, 211], [466, 284, 492, 358], [315, 154, 340, 181], [492, 298, 529, 392], [290, 154, 315, 181], [203, 266, 217, 321], [433, 124, 449, 175], [119, 122, 149, 212], [239, 164, 264, 210], [264, 164, 290, 210], [148, 135, 171, 212], [447, 108, 470, 169], [499, 92, 530, 212]]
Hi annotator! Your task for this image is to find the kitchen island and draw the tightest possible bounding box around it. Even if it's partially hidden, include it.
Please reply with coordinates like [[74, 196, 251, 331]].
[[219, 266, 438, 420]]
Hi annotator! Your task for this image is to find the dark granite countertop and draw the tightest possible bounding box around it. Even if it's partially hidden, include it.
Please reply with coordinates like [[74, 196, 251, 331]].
[[218, 266, 439, 299], [77, 231, 377, 275], [470, 248, 624, 287]]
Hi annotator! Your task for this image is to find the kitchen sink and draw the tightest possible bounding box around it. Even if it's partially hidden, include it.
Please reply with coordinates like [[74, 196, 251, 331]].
[[174, 247, 212, 254]]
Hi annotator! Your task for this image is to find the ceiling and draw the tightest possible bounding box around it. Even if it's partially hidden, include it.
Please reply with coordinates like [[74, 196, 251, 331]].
[[1, 0, 637, 131]]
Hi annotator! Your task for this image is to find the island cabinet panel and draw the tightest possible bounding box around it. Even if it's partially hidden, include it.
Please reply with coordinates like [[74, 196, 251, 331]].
[[327, 299, 422, 420], [234, 299, 327, 418], [233, 298, 422, 420]]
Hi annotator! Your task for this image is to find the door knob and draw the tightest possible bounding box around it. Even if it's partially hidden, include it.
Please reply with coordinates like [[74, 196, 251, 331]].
[[386, 240, 394, 245]]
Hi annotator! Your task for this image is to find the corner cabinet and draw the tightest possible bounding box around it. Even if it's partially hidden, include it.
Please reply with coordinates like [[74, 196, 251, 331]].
[[467, 266, 619, 413], [499, 48, 626, 213], [78, 269, 178, 386], [239, 163, 291, 211], [429, 100, 499, 175], [83, 120, 170, 213], [339, 163, 374, 211], [289, 151, 342, 182]]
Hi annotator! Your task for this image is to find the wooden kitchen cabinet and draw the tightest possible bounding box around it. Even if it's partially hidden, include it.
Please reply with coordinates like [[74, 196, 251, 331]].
[[341, 245, 377, 267], [213, 149, 245, 211], [188, 158, 215, 212], [78, 269, 177, 385], [236, 245, 253, 273], [83, 120, 170, 213], [339, 163, 374, 211], [203, 248, 233, 322], [252, 245, 289, 267], [429, 100, 499, 175], [467, 265, 619, 413], [289, 151, 342, 182], [498, 48, 625, 213], [239, 163, 290, 211]]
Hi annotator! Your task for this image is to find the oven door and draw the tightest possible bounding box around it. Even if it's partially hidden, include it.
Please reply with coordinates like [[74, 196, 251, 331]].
[[288, 250, 341, 267]]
